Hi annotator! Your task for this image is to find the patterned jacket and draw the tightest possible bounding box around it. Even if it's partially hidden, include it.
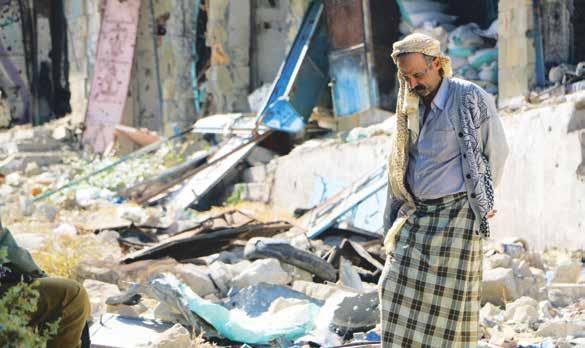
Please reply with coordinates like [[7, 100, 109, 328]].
[[384, 77, 509, 237]]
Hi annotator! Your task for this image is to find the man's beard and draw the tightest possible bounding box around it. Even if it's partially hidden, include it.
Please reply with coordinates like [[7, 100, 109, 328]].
[[410, 85, 430, 97]]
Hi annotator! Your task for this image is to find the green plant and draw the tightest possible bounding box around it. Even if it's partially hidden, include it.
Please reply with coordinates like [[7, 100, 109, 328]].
[[0, 248, 59, 347], [226, 186, 244, 206]]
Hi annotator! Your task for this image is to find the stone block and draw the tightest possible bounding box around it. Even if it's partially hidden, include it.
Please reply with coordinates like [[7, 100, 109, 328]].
[[231, 258, 291, 289], [482, 267, 520, 305], [242, 165, 269, 183], [232, 183, 271, 203], [147, 323, 192, 348], [547, 283, 585, 307], [83, 279, 121, 318], [174, 263, 216, 297], [549, 259, 582, 283]]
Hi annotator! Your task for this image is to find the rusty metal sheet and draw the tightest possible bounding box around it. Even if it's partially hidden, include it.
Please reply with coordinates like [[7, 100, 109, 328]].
[[324, 0, 364, 50], [82, 0, 141, 153], [122, 220, 291, 263]]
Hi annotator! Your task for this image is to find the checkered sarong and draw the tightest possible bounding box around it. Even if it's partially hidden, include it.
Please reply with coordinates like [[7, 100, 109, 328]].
[[379, 192, 483, 347]]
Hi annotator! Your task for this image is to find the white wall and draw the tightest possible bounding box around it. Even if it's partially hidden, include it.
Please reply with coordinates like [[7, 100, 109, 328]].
[[267, 93, 585, 250], [490, 93, 585, 250]]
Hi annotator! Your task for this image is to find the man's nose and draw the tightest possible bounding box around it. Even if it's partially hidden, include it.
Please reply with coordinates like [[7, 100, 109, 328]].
[[407, 77, 417, 88]]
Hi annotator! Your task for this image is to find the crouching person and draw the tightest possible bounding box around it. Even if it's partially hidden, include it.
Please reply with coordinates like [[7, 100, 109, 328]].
[[0, 218, 91, 348]]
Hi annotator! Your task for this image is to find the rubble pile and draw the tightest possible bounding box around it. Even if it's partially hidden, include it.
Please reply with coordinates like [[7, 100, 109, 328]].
[[1, 119, 584, 347]]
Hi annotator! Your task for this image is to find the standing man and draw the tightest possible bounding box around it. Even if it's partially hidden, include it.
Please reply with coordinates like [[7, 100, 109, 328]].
[[380, 33, 509, 347]]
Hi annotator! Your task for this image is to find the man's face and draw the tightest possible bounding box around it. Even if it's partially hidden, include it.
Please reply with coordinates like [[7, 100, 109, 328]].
[[396, 53, 442, 98]]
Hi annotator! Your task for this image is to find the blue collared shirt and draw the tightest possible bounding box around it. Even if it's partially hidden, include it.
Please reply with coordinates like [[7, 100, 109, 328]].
[[407, 78, 466, 200]]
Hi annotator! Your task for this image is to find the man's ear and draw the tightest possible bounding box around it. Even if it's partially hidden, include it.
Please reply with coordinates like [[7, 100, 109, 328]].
[[433, 57, 441, 70]]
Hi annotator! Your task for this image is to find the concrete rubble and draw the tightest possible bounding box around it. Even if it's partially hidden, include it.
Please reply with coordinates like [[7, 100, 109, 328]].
[[0, 106, 583, 347]]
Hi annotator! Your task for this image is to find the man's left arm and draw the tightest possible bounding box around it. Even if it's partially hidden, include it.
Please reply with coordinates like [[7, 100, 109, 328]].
[[479, 90, 509, 188]]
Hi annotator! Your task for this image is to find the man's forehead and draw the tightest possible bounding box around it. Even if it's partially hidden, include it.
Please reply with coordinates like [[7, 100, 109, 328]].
[[396, 53, 427, 72]]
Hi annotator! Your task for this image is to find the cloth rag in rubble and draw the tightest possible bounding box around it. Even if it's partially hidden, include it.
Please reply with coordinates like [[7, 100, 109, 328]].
[[379, 33, 509, 347]]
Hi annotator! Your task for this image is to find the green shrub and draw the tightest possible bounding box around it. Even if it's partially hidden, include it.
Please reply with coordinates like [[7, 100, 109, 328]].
[[0, 248, 58, 347]]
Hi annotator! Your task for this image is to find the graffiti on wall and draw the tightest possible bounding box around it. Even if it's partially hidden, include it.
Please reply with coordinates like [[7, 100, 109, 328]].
[[82, 0, 141, 153]]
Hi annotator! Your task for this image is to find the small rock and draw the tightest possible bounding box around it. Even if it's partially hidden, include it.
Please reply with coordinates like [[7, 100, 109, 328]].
[[24, 162, 41, 176], [106, 303, 148, 318], [37, 204, 58, 222], [550, 258, 581, 283], [52, 126, 68, 141], [547, 283, 585, 307], [292, 280, 351, 302], [152, 302, 192, 327], [281, 263, 313, 282], [208, 262, 232, 296], [174, 263, 216, 297], [146, 323, 192, 348], [485, 252, 512, 270], [231, 258, 291, 289], [5, 172, 21, 186], [504, 296, 538, 323], [75, 262, 121, 285], [118, 205, 149, 225], [480, 302, 503, 326], [538, 300, 560, 320], [83, 279, 121, 318], [13, 233, 47, 252], [53, 223, 77, 237], [482, 268, 519, 305], [536, 319, 585, 338]]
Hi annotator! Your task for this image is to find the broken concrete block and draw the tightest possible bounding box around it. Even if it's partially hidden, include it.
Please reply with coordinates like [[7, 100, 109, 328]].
[[83, 279, 121, 318], [482, 267, 519, 305], [480, 303, 504, 327], [174, 263, 216, 297], [547, 283, 585, 307], [232, 183, 271, 202], [208, 262, 232, 296], [53, 223, 78, 238], [106, 302, 148, 318], [504, 296, 538, 323], [24, 162, 41, 176], [12, 233, 47, 252], [292, 280, 350, 302], [75, 262, 121, 285], [536, 319, 585, 338], [246, 146, 276, 165], [242, 165, 269, 183], [52, 126, 68, 140], [146, 323, 192, 348], [485, 252, 512, 271], [280, 263, 313, 282], [549, 258, 582, 283], [153, 302, 189, 325], [232, 258, 291, 289], [538, 300, 560, 321], [5, 172, 21, 186]]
